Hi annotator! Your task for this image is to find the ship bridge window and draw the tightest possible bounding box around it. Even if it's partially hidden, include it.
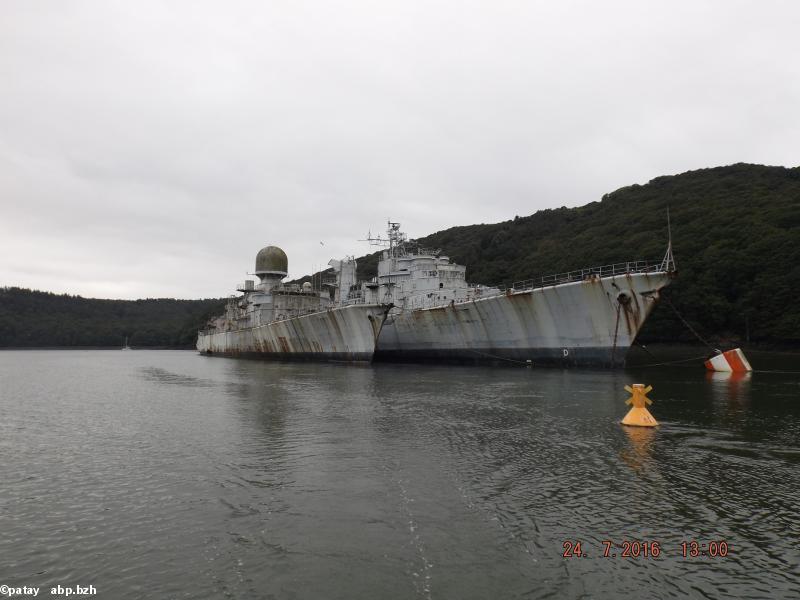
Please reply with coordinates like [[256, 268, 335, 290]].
[[441, 270, 463, 279]]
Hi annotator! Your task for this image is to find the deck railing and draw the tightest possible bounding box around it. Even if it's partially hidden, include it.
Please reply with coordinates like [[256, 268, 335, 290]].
[[509, 260, 665, 292]]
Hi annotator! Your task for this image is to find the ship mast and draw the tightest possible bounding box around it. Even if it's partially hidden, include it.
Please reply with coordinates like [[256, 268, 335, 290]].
[[362, 220, 407, 259], [660, 207, 676, 273]]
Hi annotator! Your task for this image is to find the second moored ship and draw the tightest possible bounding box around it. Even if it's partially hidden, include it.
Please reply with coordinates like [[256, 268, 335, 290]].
[[197, 245, 390, 362]]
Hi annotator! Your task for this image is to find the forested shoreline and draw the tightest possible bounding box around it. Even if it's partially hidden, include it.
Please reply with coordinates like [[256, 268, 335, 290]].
[[0, 290, 224, 348]]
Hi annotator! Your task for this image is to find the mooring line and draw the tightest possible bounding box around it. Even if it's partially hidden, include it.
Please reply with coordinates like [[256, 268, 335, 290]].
[[630, 354, 711, 368], [663, 296, 718, 352], [611, 303, 621, 364], [465, 348, 530, 365]]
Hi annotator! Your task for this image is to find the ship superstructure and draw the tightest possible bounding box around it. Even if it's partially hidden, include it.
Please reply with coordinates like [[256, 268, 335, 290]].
[[350, 221, 674, 367], [354, 222, 501, 309], [197, 245, 389, 362]]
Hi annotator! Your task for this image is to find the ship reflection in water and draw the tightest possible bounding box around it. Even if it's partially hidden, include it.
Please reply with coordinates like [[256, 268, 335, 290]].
[[1, 350, 799, 600]]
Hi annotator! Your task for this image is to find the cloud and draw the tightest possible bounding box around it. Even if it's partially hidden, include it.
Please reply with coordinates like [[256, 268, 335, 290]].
[[1, 0, 798, 298]]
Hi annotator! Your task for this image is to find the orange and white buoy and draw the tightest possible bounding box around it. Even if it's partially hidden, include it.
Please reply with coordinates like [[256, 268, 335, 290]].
[[621, 384, 658, 427], [704, 348, 752, 373]]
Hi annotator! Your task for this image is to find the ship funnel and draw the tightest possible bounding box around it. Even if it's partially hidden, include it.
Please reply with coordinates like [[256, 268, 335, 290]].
[[329, 256, 357, 305]]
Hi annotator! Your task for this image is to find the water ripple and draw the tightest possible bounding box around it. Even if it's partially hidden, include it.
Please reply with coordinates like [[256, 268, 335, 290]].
[[1, 352, 799, 599]]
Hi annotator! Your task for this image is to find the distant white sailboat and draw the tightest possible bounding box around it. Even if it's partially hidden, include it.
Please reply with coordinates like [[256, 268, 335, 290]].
[[122, 336, 131, 351]]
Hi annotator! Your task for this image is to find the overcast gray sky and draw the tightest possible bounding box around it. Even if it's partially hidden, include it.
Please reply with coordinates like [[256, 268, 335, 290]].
[[1, 1, 798, 299]]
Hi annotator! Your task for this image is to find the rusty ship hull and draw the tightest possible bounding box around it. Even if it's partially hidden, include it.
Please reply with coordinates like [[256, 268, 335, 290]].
[[197, 304, 388, 363], [374, 271, 671, 367]]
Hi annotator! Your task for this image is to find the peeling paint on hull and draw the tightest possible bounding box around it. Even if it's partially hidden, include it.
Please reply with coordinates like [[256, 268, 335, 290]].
[[374, 272, 672, 367], [196, 304, 388, 363]]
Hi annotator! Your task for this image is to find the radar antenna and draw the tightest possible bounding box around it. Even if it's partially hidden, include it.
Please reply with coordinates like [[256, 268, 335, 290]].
[[360, 220, 408, 258]]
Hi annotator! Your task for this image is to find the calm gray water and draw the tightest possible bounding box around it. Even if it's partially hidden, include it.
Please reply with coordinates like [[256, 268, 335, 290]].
[[1, 350, 799, 599]]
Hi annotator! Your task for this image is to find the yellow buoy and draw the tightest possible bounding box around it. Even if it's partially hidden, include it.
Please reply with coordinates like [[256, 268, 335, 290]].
[[621, 384, 658, 427]]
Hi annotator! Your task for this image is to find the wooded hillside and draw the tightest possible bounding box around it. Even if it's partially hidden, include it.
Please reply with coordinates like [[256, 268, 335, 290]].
[[358, 163, 800, 344]]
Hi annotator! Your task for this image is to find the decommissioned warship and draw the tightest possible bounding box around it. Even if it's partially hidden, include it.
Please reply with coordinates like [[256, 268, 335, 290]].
[[197, 245, 390, 362], [199, 223, 674, 367], [340, 221, 675, 367]]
